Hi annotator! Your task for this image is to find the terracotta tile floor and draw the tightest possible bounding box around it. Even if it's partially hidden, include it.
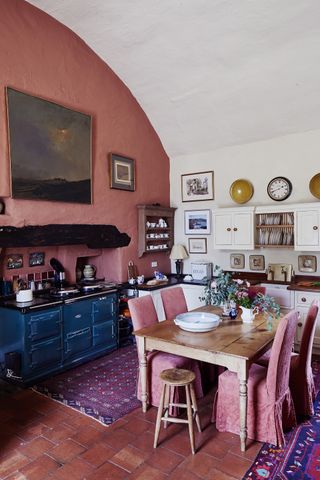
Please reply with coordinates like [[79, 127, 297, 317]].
[[0, 380, 262, 479]]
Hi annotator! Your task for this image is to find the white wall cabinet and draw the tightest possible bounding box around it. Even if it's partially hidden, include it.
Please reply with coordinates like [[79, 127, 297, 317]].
[[213, 207, 254, 250], [294, 290, 320, 354], [295, 206, 320, 251]]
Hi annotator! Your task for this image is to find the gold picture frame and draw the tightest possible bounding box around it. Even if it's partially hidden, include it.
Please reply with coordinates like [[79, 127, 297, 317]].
[[298, 255, 317, 273], [249, 255, 265, 271], [230, 253, 245, 269]]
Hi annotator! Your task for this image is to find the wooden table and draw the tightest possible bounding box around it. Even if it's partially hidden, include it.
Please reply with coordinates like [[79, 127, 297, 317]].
[[134, 305, 280, 451]]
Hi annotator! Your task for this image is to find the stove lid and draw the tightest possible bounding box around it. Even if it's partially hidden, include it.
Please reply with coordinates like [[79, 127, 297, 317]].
[[50, 287, 80, 297]]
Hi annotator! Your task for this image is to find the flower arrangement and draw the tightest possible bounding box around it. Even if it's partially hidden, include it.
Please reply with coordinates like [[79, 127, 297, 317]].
[[202, 265, 280, 318], [202, 266, 238, 306]]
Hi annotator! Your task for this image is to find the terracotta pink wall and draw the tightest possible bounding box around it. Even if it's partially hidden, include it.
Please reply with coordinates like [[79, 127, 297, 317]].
[[0, 0, 171, 282]]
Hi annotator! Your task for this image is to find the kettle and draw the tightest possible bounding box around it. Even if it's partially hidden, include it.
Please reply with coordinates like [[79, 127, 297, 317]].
[[83, 264, 96, 279]]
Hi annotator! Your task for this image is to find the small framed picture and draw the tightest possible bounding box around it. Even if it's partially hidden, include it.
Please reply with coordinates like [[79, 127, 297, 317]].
[[230, 253, 245, 269], [181, 171, 214, 202], [188, 237, 207, 254], [184, 209, 211, 235], [6, 254, 23, 269], [29, 252, 45, 267], [249, 255, 265, 271], [298, 255, 317, 273], [109, 152, 135, 191]]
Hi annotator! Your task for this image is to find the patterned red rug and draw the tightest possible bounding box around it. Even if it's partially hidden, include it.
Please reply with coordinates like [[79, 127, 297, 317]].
[[32, 345, 140, 425], [243, 362, 320, 480]]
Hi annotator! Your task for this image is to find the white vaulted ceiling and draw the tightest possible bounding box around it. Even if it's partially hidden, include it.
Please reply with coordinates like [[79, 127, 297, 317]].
[[27, 0, 320, 158]]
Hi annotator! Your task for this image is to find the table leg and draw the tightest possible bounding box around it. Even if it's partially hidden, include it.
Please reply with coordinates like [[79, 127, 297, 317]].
[[238, 367, 248, 452], [136, 337, 149, 412]]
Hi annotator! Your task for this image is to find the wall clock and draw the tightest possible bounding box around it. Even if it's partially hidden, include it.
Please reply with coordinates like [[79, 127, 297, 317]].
[[267, 177, 292, 201]]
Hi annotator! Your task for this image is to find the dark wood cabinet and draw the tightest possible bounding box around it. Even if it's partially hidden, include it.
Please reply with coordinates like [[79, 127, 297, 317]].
[[137, 205, 176, 257]]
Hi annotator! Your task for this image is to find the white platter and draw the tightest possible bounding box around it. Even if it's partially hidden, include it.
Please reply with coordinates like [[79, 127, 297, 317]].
[[174, 312, 220, 332]]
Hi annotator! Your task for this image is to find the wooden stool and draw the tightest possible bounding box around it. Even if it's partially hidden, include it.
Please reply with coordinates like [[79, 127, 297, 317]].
[[153, 368, 201, 454]]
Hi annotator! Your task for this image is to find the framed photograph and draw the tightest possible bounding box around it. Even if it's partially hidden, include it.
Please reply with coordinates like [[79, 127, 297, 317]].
[[181, 171, 214, 202], [6, 254, 23, 269], [184, 210, 211, 235], [249, 255, 265, 271], [6, 87, 92, 204], [29, 252, 45, 267], [298, 255, 317, 273], [109, 153, 135, 191], [188, 237, 207, 254], [230, 253, 245, 269]]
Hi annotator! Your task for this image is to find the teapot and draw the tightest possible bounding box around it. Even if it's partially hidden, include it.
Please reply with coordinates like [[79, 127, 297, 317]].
[[83, 264, 96, 279]]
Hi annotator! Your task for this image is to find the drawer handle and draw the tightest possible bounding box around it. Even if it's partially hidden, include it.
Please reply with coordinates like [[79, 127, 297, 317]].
[[298, 322, 303, 327], [313, 226, 318, 230], [233, 228, 238, 231], [75, 314, 82, 318], [301, 297, 306, 302], [227, 228, 231, 231]]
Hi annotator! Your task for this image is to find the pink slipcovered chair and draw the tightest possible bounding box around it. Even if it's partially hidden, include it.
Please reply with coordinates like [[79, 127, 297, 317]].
[[128, 295, 203, 407], [212, 310, 298, 446], [248, 285, 266, 298], [257, 301, 319, 417], [160, 287, 188, 320]]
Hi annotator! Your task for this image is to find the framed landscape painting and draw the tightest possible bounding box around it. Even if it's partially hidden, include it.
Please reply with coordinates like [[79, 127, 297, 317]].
[[6, 87, 92, 204], [184, 210, 211, 235]]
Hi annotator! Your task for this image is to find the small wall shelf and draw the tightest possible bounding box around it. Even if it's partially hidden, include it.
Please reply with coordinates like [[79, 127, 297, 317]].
[[137, 205, 176, 257]]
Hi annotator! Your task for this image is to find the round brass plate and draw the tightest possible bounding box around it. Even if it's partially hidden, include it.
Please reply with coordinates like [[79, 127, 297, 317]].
[[309, 173, 320, 199], [229, 179, 254, 204]]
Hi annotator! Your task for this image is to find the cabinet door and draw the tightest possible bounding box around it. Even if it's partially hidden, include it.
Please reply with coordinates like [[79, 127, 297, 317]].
[[26, 308, 62, 342], [213, 213, 233, 248], [63, 300, 92, 333], [92, 294, 117, 324], [213, 211, 253, 249], [295, 209, 320, 250], [26, 336, 62, 372], [294, 291, 320, 352], [93, 321, 117, 348], [182, 285, 205, 310], [233, 212, 254, 249]]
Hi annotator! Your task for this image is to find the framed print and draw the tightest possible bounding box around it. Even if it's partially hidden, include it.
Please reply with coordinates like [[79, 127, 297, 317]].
[[184, 210, 211, 235], [188, 237, 207, 254], [109, 153, 135, 191], [6, 87, 92, 204], [29, 252, 45, 267], [181, 171, 214, 202], [298, 255, 317, 273], [230, 253, 245, 269], [6, 254, 23, 269], [249, 255, 265, 271]]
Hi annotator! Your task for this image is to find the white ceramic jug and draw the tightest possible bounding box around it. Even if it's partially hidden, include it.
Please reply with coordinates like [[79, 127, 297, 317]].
[[83, 264, 96, 279], [240, 306, 259, 324]]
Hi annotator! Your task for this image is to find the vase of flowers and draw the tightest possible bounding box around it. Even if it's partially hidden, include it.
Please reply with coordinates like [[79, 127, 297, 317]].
[[202, 265, 281, 324]]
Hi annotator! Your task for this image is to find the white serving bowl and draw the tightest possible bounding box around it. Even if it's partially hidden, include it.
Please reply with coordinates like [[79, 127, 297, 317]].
[[174, 312, 220, 332]]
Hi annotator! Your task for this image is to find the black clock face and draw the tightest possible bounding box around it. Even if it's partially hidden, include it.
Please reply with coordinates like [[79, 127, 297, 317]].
[[267, 177, 292, 201]]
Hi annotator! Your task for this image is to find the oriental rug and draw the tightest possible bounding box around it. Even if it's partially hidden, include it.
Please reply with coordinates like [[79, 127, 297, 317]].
[[243, 361, 320, 480], [32, 345, 140, 426]]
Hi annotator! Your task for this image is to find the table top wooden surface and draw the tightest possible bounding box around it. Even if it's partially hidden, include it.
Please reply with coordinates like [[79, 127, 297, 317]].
[[134, 305, 281, 362]]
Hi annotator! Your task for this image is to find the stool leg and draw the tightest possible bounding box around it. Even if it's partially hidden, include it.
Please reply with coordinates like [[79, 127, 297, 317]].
[[185, 384, 195, 454], [154, 383, 166, 449], [163, 384, 170, 429], [190, 383, 201, 432]]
